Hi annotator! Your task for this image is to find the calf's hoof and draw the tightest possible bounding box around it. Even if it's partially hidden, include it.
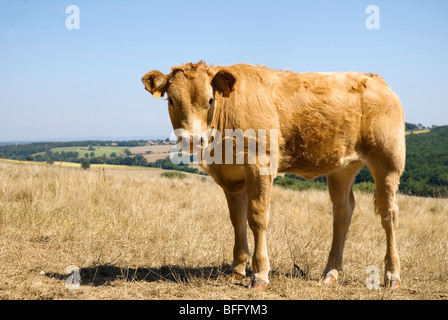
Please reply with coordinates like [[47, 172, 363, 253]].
[[385, 279, 400, 289], [248, 280, 268, 291], [318, 275, 337, 286], [318, 270, 338, 286], [385, 272, 400, 289]]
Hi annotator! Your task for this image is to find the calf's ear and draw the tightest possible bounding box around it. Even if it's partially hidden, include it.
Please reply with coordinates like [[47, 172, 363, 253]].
[[142, 70, 168, 99], [211, 70, 236, 98]]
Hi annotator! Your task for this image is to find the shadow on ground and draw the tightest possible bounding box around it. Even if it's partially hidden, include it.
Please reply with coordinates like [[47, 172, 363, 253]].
[[45, 263, 311, 287], [45, 264, 233, 287]]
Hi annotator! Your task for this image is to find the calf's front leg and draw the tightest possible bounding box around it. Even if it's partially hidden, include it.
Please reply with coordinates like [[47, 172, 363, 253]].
[[245, 171, 273, 290], [224, 189, 249, 280]]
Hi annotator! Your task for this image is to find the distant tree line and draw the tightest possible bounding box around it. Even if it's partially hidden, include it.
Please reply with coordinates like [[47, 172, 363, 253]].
[[148, 157, 208, 175], [32, 151, 80, 163], [405, 122, 425, 130], [405, 122, 440, 131], [22, 150, 148, 167], [274, 174, 327, 191]]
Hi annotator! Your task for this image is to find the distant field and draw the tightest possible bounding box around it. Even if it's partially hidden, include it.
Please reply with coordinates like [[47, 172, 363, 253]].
[[405, 129, 430, 136], [129, 145, 174, 154], [129, 145, 174, 163], [33, 146, 127, 158]]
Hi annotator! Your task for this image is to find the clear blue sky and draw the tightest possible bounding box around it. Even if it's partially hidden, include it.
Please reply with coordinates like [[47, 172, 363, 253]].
[[1, 0, 447, 141]]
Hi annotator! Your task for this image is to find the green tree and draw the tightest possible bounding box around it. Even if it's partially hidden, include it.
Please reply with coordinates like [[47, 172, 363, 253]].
[[80, 158, 91, 170], [90, 152, 95, 158]]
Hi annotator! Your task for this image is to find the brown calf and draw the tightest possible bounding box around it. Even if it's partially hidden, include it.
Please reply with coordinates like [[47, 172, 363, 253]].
[[142, 61, 405, 290]]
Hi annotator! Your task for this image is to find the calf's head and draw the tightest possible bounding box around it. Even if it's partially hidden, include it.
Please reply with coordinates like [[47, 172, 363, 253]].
[[142, 61, 235, 152]]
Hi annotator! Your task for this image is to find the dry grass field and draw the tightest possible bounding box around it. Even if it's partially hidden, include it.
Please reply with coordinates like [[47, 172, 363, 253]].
[[0, 161, 447, 300]]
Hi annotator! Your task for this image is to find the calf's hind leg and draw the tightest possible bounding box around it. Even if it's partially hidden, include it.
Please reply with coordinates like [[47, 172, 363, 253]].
[[368, 166, 402, 289]]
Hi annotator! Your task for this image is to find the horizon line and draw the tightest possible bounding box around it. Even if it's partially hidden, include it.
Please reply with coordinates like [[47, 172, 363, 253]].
[[0, 135, 173, 144]]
